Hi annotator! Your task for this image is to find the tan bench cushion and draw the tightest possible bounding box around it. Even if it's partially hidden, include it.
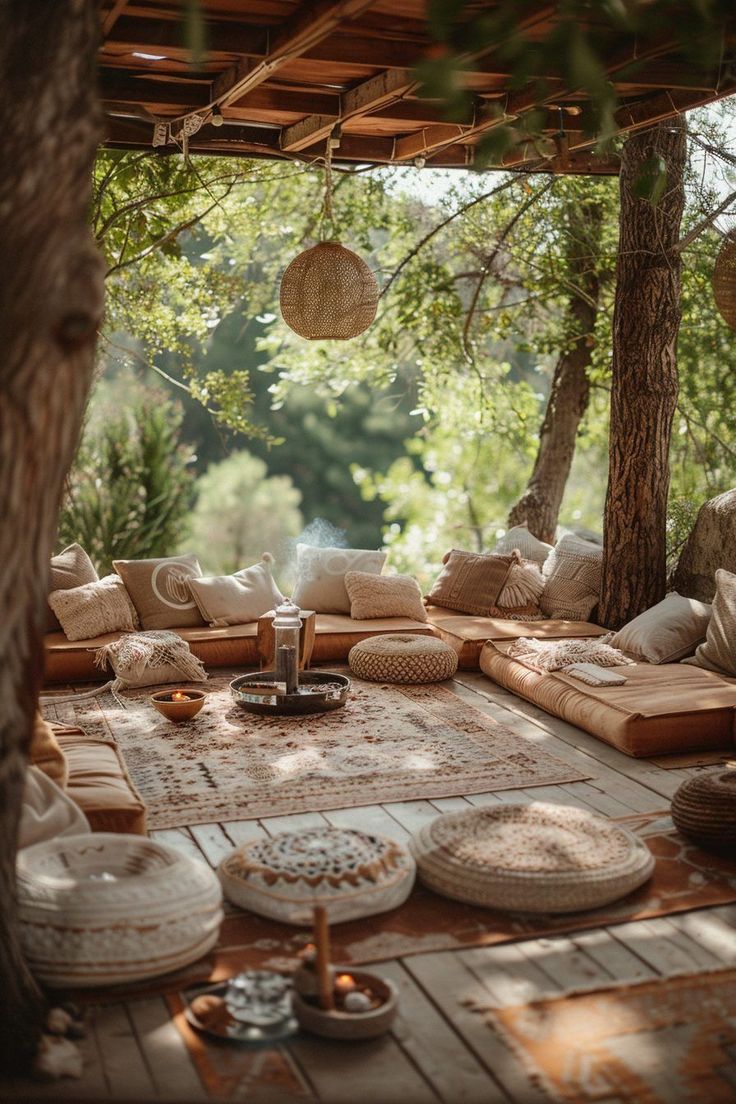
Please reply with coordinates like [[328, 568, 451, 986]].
[[54, 726, 146, 835], [311, 615, 435, 662], [480, 640, 736, 757], [427, 606, 608, 669], [44, 623, 260, 683]]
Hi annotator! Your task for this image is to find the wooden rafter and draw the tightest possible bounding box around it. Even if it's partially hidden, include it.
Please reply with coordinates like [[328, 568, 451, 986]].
[[281, 68, 416, 151]]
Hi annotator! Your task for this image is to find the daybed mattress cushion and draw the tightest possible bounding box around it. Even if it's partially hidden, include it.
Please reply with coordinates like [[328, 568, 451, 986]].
[[311, 615, 435, 662], [480, 640, 736, 757], [426, 606, 608, 668], [44, 623, 260, 682], [54, 725, 146, 835]]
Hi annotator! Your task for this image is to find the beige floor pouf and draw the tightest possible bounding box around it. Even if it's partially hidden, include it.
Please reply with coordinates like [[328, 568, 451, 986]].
[[17, 833, 223, 987], [348, 634, 458, 683], [410, 803, 654, 913], [219, 826, 415, 925], [671, 769, 736, 853]]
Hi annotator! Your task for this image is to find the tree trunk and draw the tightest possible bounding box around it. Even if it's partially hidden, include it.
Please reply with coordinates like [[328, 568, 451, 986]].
[[598, 120, 686, 629], [0, 0, 103, 1074], [508, 200, 603, 544]]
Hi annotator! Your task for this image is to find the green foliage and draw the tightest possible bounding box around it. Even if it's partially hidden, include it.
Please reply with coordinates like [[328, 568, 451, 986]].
[[58, 380, 194, 574], [184, 451, 303, 582]]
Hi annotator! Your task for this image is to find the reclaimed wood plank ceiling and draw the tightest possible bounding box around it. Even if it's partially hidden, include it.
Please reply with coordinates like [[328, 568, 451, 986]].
[[99, 1, 736, 173]]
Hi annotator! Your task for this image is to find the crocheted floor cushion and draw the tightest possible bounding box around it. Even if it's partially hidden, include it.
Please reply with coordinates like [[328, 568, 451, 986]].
[[671, 769, 736, 853], [410, 803, 654, 913], [348, 634, 458, 684], [17, 833, 223, 986], [219, 826, 416, 925]]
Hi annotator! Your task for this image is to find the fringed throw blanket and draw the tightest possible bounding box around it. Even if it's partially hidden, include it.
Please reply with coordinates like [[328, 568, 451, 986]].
[[94, 630, 208, 690], [506, 635, 634, 673]]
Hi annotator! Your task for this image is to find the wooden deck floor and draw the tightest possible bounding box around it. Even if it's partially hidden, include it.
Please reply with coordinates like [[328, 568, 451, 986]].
[[5, 670, 736, 1103]]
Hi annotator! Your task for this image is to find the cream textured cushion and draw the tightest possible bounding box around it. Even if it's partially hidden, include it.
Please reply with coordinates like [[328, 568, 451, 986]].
[[348, 634, 458, 684], [541, 535, 602, 621], [497, 559, 545, 608], [493, 525, 553, 566], [291, 545, 386, 614], [48, 575, 140, 642], [426, 550, 515, 616], [610, 592, 711, 663], [345, 571, 427, 622], [189, 554, 284, 626], [410, 804, 654, 913], [683, 568, 736, 676], [47, 544, 98, 632], [219, 827, 415, 925], [94, 630, 208, 689], [114, 553, 205, 629]]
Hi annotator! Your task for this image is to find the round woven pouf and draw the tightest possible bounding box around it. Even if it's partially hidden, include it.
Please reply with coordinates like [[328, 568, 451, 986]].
[[219, 827, 415, 925], [410, 803, 654, 914], [671, 768, 736, 853], [348, 634, 458, 684], [17, 833, 223, 987]]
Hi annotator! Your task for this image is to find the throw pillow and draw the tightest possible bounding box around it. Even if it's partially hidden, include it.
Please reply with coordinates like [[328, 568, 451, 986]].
[[541, 534, 602, 621], [497, 558, 545, 608], [425, 550, 515, 616], [609, 591, 712, 664], [94, 630, 208, 689], [48, 575, 140, 642], [47, 543, 98, 632], [683, 568, 736, 676], [291, 545, 386, 614], [189, 553, 284, 627], [114, 553, 205, 630], [492, 524, 553, 566], [344, 571, 428, 622]]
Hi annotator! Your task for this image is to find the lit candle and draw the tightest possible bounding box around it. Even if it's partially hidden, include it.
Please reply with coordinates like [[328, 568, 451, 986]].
[[171, 691, 191, 702], [334, 974, 357, 995]]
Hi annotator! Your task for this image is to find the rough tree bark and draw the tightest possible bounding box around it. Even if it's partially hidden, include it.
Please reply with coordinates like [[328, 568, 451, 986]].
[[0, 0, 103, 1074], [507, 199, 603, 544], [671, 488, 736, 601], [598, 120, 687, 629]]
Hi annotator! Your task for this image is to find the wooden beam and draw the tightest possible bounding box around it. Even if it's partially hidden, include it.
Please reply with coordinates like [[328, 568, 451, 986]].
[[100, 75, 341, 117], [101, 0, 128, 39], [280, 67, 415, 151], [211, 0, 380, 108]]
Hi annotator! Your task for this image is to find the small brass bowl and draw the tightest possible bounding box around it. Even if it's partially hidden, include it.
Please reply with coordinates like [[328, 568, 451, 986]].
[[150, 689, 206, 722]]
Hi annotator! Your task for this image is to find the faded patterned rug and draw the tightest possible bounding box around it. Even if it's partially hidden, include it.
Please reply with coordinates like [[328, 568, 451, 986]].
[[482, 968, 736, 1103], [42, 675, 589, 829]]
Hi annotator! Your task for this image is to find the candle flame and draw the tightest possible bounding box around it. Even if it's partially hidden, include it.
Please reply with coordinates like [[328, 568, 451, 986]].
[[171, 691, 190, 702], [334, 973, 357, 993]]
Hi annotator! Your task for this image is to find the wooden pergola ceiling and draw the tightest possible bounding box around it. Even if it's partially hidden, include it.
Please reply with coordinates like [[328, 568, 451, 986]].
[[99, 1, 736, 174]]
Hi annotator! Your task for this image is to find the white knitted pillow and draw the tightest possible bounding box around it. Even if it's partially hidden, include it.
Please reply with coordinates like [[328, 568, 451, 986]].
[[344, 571, 428, 622], [541, 535, 602, 621], [492, 525, 553, 566], [497, 560, 545, 608], [48, 575, 140, 642]]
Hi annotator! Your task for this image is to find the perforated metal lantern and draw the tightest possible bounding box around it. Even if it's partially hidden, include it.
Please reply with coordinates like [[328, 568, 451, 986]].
[[280, 241, 379, 340], [713, 231, 736, 331]]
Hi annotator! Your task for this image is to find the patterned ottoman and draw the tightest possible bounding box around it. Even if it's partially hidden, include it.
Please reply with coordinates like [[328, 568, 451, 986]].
[[348, 634, 458, 684], [17, 833, 223, 987], [219, 827, 415, 925], [410, 803, 654, 913], [671, 769, 736, 853]]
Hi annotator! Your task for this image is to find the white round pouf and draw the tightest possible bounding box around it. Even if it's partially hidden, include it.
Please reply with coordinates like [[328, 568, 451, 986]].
[[348, 634, 458, 684], [17, 833, 223, 987], [219, 827, 415, 925], [410, 803, 654, 913]]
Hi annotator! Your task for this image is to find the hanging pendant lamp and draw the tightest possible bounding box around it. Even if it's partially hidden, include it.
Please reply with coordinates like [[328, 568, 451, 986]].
[[280, 138, 379, 340], [712, 231, 736, 331]]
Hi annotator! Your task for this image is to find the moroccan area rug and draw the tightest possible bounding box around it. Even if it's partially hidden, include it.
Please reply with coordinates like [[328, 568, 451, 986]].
[[482, 968, 736, 1103], [42, 674, 589, 829]]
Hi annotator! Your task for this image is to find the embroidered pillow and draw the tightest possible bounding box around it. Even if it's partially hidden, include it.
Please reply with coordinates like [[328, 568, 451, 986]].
[[47, 543, 98, 632], [189, 554, 284, 627], [426, 550, 516, 616], [94, 630, 208, 689], [610, 592, 711, 664], [114, 553, 205, 630], [48, 575, 140, 642], [682, 568, 736, 677], [492, 525, 553, 566], [345, 571, 428, 622], [540, 535, 602, 622], [291, 545, 386, 614]]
